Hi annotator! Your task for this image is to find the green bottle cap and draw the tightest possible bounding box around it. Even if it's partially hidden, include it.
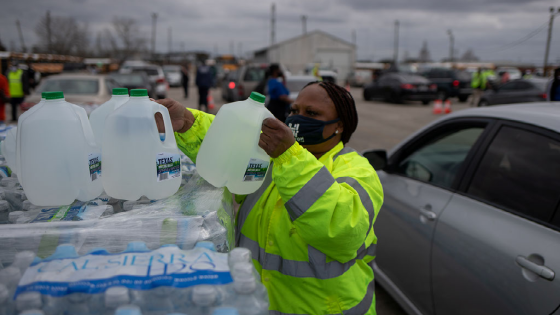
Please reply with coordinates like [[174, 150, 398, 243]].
[[112, 88, 129, 96], [249, 91, 265, 104], [130, 89, 148, 97], [44, 91, 64, 100], [41, 92, 48, 99]]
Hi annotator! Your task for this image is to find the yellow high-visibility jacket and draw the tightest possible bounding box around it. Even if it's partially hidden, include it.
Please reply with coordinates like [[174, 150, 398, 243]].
[[175, 108, 384, 314]]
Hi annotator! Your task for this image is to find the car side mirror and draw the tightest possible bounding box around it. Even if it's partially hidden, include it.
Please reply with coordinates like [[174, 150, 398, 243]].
[[362, 149, 388, 170]]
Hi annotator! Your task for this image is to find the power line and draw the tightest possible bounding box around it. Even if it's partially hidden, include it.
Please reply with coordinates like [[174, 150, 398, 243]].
[[482, 21, 549, 53]]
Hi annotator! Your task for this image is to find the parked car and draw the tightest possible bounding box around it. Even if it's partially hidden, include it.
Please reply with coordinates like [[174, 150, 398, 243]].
[[496, 67, 523, 81], [220, 64, 267, 102], [24, 74, 121, 114], [346, 70, 373, 87], [478, 78, 548, 107], [120, 65, 168, 99], [423, 68, 472, 102], [285, 75, 317, 100], [364, 103, 560, 315], [363, 72, 437, 104], [162, 65, 182, 87], [108, 72, 154, 98]]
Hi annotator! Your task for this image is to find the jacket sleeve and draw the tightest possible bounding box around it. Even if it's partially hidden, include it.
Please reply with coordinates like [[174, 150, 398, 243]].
[[272, 142, 384, 263], [174, 108, 214, 163]]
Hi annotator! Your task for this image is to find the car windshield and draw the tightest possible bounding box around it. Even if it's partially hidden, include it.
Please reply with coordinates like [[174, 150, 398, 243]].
[[132, 68, 159, 76], [286, 79, 314, 92], [111, 74, 145, 85], [38, 78, 99, 95], [455, 71, 471, 81]]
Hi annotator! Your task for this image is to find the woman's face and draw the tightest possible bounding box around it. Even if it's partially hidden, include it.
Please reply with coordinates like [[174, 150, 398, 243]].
[[289, 84, 344, 154]]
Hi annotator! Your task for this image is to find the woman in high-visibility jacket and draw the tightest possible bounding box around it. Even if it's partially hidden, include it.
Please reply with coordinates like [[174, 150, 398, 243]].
[[157, 81, 384, 314]]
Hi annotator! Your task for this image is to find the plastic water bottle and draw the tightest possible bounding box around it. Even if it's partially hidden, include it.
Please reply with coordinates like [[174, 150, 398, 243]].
[[0, 284, 14, 315], [124, 241, 150, 253], [0, 266, 21, 293], [42, 296, 65, 315], [66, 282, 93, 314], [212, 307, 240, 315], [89, 88, 130, 147], [46, 244, 79, 261], [8, 211, 22, 224], [105, 287, 131, 315], [0, 200, 9, 223], [196, 92, 273, 194], [20, 310, 45, 315], [11, 251, 35, 275], [228, 248, 252, 268], [18, 91, 103, 206], [195, 241, 216, 252], [230, 275, 268, 315], [138, 278, 174, 315], [15, 291, 42, 312], [115, 305, 143, 315], [191, 285, 219, 315], [0, 128, 16, 173], [102, 89, 181, 201]]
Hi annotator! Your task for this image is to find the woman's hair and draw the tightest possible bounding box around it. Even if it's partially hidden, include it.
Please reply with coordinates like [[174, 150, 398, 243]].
[[303, 81, 358, 144]]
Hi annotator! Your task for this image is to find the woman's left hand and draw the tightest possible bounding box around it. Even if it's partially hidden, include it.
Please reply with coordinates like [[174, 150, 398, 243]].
[[259, 118, 295, 158]]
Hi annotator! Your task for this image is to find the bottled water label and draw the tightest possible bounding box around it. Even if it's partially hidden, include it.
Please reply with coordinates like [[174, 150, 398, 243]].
[[156, 153, 181, 182], [242, 159, 269, 182], [15, 247, 233, 298], [88, 153, 102, 182], [30, 202, 86, 223]]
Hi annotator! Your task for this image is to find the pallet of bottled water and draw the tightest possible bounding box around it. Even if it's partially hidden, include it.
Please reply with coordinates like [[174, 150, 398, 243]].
[[0, 243, 268, 315]]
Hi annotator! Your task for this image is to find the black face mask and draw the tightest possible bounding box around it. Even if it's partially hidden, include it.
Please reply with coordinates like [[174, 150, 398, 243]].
[[285, 115, 340, 145]]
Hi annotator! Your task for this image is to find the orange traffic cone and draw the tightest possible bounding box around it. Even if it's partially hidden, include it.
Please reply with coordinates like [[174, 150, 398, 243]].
[[443, 100, 452, 114], [433, 99, 443, 114], [207, 94, 215, 110]]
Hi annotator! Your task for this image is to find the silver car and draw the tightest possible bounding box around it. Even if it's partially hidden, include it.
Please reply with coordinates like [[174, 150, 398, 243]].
[[120, 65, 168, 99], [162, 65, 183, 87], [364, 103, 560, 315]]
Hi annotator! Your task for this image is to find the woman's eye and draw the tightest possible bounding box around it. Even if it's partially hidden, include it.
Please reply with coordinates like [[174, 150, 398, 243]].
[[290, 108, 297, 113], [307, 110, 318, 116]]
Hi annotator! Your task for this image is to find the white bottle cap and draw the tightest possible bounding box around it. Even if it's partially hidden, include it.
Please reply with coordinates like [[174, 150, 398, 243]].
[[0, 200, 9, 212], [122, 201, 136, 211], [228, 248, 252, 266], [192, 285, 217, 306], [233, 275, 257, 294], [105, 286, 130, 308], [13, 251, 35, 274], [22, 200, 32, 211], [16, 291, 42, 311], [231, 262, 254, 277], [115, 305, 142, 315], [9, 211, 23, 223], [0, 266, 21, 288]]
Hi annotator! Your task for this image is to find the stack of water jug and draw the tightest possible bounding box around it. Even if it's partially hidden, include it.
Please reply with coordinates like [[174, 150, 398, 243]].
[[0, 243, 268, 315]]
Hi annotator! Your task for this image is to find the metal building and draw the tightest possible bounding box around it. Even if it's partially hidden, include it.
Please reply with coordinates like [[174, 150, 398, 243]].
[[253, 30, 356, 84]]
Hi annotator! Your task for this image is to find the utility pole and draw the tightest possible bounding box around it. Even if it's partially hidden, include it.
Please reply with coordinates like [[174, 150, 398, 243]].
[[447, 29, 454, 63], [167, 27, 172, 55], [15, 19, 26, 53], [393, 20, 399, 64], [237, 42, 243, 58], [271, 3, 276, 46], [544, 7, 560, 76], [229, 41, 234, 55], [46, 11, 52, 52], [301, 15, 307, 35], [151, 13, 158, 58]]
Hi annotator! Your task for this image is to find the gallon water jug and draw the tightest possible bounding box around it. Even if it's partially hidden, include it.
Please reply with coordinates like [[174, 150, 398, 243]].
[[17, 91, 103, 206], [1, 127, 16, 173], [16, 92, 47, 181], [197, 92, 273, 195], [89, 88, 130, 146], [102, 89, 181, 200]]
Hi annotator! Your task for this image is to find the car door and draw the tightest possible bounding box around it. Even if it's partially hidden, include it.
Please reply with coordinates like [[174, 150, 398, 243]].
[[506, 81, 536, 104], [376, 118, 492, 315], [431, 121, 560, 315], [488, 81, 517, 105]]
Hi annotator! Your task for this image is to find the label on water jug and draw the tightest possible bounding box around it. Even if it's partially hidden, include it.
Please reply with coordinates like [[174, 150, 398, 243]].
[[88, 153, 101, 181], [243, 158, 269, 182], [156, 152, 181, 182], [15, 246, 233, 298]]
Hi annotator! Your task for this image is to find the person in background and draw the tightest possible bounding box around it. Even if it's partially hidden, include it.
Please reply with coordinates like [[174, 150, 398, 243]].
[[155, 80, 383, 314], [523, 69, 533, 79], [26, 61, 36, 90], [7, 60, 29, 122], [266, 64, 292, 122], [547, 68, 560, 101], [501, 71, 510, 84], [181, 64, 190, 99], [195, 60, 214, 112], [471, 68, 484, 106], [0, 73, 9, 128]]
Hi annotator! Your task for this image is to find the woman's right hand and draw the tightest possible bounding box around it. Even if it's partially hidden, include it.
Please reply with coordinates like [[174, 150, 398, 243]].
[[154, 98, 195, 133]]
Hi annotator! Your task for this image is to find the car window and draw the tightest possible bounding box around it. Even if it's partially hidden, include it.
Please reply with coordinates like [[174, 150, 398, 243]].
[[111, 74, 146, 86], [499, 82, 517, 91], [397, 127, 485, 188], [243, 68, 265, 82], [38, 79, 99, 95], [514, 81, 533, 90], [105, 79, 120, 94], [467, 126, 560, 222], [132, 68, 159, 76], [286, 80, 313, 93]]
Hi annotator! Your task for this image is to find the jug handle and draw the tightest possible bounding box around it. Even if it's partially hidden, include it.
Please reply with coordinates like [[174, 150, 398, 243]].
[[152, 102, 176, 147], [72, 105, 98, 148], [257, 107, 276, 154]]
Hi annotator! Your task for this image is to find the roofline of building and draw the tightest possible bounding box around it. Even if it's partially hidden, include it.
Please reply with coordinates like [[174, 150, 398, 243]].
[[253, 30, 355, 54]]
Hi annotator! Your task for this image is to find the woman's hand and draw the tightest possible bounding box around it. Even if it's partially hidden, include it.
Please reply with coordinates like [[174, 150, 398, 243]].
[[259, 118, 295, 158], [154, 98, 195, 133]]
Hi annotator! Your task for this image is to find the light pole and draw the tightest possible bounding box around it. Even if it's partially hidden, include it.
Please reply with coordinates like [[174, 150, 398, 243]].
[[544, 7, 560, 76], [447, 29, 454, 63], [151, 13, 158, 59], [393, 20, 399, 64]]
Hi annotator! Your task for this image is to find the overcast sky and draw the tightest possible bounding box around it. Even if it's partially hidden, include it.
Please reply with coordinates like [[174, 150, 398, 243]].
[[2, 0, 560, 64]]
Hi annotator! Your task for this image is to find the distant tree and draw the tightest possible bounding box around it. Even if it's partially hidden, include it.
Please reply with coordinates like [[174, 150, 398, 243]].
[[418, 41, 431, 62], [34, 10, 90, 56], [460, 49, 479, 62], [0, 38, 6, 51], [96, 17, 147, 60]]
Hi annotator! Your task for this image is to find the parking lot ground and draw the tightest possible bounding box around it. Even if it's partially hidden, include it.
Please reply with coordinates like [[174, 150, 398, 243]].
[[167, 85, 474, 315]]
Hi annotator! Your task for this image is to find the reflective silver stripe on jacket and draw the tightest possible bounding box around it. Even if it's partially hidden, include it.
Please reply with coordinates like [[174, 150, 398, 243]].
[[284, 166, 335, 221], [239, 234, 376, 279], [336, 177, 376, 238], [267, 277, 375, 315], [332, 146, 357, 162]]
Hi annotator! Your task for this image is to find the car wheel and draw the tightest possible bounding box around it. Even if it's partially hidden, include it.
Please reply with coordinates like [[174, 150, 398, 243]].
[[458, 95, 469, 103], [478, 100, 488, 107], [421, 100, 430, 105]]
